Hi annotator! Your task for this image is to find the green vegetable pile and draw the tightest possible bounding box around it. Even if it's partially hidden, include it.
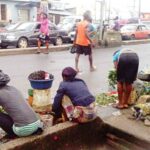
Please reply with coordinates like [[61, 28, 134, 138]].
[[108, 70, 117, 89], [96, 93, 117, 106], [141, 82, 150, 95]]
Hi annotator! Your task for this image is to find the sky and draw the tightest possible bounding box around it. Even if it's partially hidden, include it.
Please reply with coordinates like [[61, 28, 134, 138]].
[[64, 0, 149, 11], [63, 0, 150, 18]]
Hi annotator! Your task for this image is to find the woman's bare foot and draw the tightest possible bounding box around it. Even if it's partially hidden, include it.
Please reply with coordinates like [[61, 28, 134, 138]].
[[112, 103, 124, 109], [36, 49, 41, 54], [123, 104, 129, 108], [44, 51, 49, 54], [75, 68, 80, 73], [90, 66, 97, 72]]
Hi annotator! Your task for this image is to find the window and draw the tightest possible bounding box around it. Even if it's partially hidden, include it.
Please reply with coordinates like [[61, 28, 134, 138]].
[[141, 26, 147, 31], [0, 4, 7, 20], [49, 24, 57, 30], [36, 24, 41, 30]]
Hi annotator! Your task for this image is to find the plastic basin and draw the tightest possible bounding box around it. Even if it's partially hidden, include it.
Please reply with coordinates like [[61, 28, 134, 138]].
[[29, 79, 54, 89]]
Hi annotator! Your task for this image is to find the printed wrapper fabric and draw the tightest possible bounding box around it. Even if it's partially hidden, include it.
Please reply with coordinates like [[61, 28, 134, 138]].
[[62, 96, 96, 123]]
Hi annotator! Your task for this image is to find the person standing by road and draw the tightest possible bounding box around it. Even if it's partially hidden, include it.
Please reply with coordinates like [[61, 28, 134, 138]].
[[36, 13, 49, 54], [74, 11, 96, 72], [113, 48, 139, 109]]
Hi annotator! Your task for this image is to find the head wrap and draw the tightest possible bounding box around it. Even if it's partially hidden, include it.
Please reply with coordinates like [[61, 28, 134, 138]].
[[62, 67, 77, 81]]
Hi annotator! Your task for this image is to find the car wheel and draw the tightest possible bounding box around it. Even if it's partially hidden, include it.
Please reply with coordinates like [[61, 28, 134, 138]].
[[130, 35, 135, 40], [17, 38, 28, 48], [56, 37, 63, 45]]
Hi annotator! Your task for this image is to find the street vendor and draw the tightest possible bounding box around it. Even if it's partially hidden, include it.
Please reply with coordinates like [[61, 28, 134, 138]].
[[52, 67, 96, 123], [0, 70, 43, 138], [113, 48, 139, 109]]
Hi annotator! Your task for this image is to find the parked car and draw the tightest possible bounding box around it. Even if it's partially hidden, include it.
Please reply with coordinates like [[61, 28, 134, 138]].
[[120, 24, 150, 40], [57, 16, 82, 32], [0, 22, 22, 33], [0, 22, 8, 32], [5, 22, 22, 31], [0, 22, 70, 48]]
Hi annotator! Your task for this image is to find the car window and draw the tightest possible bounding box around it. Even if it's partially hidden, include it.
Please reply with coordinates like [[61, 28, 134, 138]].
[[121, 25, 136, 32], [49, 24, 57, 30], [75, 19, 81, 22], [141, 26, 147, 31], [5, 23, 20, 31], [61, 18, 74, 24], [16, 22, 35, 31], [36, 24, 41, 30], [137, 26, 142, 31]]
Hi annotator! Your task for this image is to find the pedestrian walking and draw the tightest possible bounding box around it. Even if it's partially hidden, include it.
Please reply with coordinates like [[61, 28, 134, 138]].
[[74, 11, 96, 72], [113, 48, 139, 109], [36, 13, 49, 54]]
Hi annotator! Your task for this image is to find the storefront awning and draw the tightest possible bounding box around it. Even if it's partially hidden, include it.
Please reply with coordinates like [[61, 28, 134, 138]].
[[49, 10, 72, 16], [16, 2, 38, 8]]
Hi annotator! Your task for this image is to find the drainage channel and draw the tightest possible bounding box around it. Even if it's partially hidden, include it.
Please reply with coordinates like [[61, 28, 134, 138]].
[[0, 118, 149, 150]]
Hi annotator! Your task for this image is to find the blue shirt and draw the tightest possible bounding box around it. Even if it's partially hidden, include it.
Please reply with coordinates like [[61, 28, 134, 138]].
[[113, 50, 121, 62], [88, 23, 96, 39], [52, 78, 95, 117]]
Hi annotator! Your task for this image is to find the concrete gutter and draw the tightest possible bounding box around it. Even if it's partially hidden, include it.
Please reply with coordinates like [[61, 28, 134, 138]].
[[0, 39, 150, 56], [0, 118, 105, 150], [0, 44, 72, 56], [122, 39, 150, 45], [0, 121, 77, 150], [1, 117, 150, 150]]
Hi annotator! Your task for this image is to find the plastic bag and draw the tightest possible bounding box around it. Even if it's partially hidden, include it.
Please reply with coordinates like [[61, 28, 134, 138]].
[[32, 89, 52, 113], [70, 45, 77, 54]]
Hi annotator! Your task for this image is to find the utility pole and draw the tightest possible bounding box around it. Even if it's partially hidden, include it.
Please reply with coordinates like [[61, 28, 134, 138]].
[[108, 0, 111, 25], [138, 0, 141, 22], [40, 0, 49, 15], [99, 0, 105, 41]]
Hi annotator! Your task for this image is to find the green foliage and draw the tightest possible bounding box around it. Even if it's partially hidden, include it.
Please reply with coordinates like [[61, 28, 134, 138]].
[[141, 82, 150, 95], [108, 69, 117, 89], [96, 93, 117, 106]]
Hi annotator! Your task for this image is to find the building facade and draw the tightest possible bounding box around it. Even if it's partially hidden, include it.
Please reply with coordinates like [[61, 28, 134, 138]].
[[0, 0, 76, 24], [0, 0, 39, 22]]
